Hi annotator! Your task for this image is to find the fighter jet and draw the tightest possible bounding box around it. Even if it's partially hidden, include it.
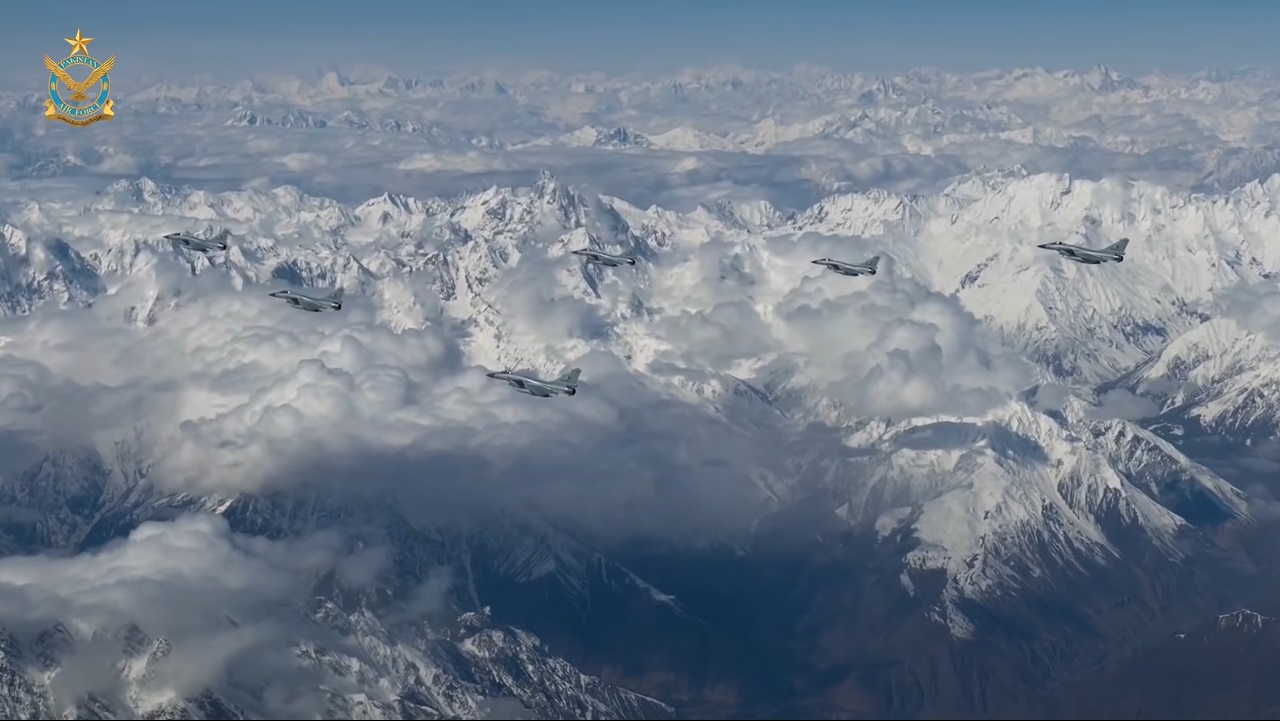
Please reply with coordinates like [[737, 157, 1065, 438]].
[[811, 255, 880, 277], [1037, 238, 1128, 264], [571, 248, 636, 267], [166, 230, 229, 253], [486, 367, 581, 397], [268, 287, 344, 312]]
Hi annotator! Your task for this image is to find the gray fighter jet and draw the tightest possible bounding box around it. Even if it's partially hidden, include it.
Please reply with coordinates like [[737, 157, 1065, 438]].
[[268, 287, 343, 312], [572, 248, 636, 267], [486, 367, 581, 397], [811, 255, 880, 276], [166, 230, 229, 253], [1037, 238, 1128, 264]]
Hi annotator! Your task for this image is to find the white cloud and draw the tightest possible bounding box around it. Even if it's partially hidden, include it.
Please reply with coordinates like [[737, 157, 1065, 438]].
[[7, 62, 1280, 717], [0, 286, 472, 495], [0, 513, 373, 711], [775, 272, 1035, 418], [0, 268, 774, 542], [0, 173, 1045, 548], [1085, 389, 1159, 421], [276, 152, 326, 172], [634, 231, 1036, 419], [1244, 481, 1280, 522], [0, 514, 345, 632], [1222, 280, 1280, 344], [5, 58, 1279, 718]]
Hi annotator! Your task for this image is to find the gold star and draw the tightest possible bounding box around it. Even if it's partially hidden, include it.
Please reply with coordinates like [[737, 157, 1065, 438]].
[[65, 29, 93, 56]]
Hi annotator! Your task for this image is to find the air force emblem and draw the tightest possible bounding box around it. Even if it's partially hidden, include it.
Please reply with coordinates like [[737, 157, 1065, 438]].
[[42, 29, 117, 127]]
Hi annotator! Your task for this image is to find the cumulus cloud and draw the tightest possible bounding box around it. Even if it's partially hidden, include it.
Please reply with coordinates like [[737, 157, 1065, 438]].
[[1222, 280, 1280, 343], [1024, 384, 1159, 422], [90, 151, 144, 175], [1244, 484, 1280, 522], [0, 174, 1040, 551], [0, 513, 376, 713], [276, 152, 326, 172], [0, 268, 772, 542], [0, 271, 466, 493], [1026, 383, 1073, 413], [1085, 389, 1160, 421], [781, 238, 1035, 418], [445, 218, 1032, 428]]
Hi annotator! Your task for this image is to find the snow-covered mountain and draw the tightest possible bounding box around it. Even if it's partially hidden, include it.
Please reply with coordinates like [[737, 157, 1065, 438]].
[[0, 604, 671, 720], [0, 448, 677, 720], [9, 64, 1280, 209], [0, 171, 1275, 598], [5, 62, 1280, 718], [104, 65, 1280, 161]]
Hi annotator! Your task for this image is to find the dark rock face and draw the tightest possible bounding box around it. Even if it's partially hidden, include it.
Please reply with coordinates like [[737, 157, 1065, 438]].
[[0, 444, 1274, 719], [492, 502, 1259, 719], [1029, 597, 1280, 720]]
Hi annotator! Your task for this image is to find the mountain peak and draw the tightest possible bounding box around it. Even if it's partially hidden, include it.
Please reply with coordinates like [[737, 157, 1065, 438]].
[[1217, 608, 1274, 632], [533, 169, 560, 193], [101, 177, 187, 204], [592, 126, 653, 148]]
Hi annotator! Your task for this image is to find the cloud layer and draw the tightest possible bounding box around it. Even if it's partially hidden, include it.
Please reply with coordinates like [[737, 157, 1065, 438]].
[[0, 186, 1041, 545], [0, 171, 1132, 715], [4, 60, 1279, 718], [0, 514, 369, 714], [1222, 280, 1280, 344]]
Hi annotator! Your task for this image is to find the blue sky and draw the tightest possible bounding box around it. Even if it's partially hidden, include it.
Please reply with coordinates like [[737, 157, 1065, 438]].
[[4, 0, 1279, 87]]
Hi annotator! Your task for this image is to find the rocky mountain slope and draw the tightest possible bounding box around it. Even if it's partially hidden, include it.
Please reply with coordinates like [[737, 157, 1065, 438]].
[[0, 449, 677, 720], [1033, 607, 1280, 719]]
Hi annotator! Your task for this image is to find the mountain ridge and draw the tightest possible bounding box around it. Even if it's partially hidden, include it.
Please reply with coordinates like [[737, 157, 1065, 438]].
[[3, 164, 1280, 715]]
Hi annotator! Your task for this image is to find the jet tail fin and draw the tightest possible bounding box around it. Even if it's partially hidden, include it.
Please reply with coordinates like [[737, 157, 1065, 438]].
[[214, 229, 232, 241], [326, 287, 345, 302], [1105, 238, 1129, 255], [557, 368, 582, 386], [865, 255, 881, 268]]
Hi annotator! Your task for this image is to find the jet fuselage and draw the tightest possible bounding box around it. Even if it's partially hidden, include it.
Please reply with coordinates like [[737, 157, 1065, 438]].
[[811, 258, 877, 276], [1037, 242, 1125, 264], [486, 370, 578, 397], [165, 232, 227, 252], [572, 249, 636, 267], [268, 290, 342, 312]]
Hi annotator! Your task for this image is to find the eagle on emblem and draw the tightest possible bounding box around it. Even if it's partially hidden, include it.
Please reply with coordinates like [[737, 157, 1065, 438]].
[[43, 53, 115, 102]]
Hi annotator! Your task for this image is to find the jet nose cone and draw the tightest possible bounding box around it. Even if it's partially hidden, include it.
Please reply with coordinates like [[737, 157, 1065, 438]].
[[269, 291, 284, 298], [1037, 243, 1053, 249], [810, 259, 823, 264], [485, 371, 498, 378]]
